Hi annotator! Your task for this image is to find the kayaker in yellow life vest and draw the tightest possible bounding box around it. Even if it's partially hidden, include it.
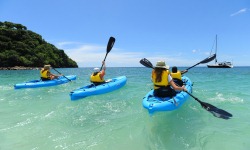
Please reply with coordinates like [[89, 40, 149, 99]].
[[40, 65, 61, 81], [90, 61, 106, 85], [170, 66, 188, 86], [151, 61, 186, 98]]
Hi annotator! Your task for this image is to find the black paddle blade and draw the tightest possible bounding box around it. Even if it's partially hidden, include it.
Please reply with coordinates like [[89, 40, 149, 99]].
[[199, 101, 233, 120], [186, 91, 232, 120], [139, 58, 154, 69], [106, 36, 115, 53], [200, 53, 216, 64], [186, 54, 216, 70]]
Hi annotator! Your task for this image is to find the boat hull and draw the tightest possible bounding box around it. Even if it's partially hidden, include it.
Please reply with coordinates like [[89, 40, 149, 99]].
[[142, 76, 192, 114], [14, 75, 77, 89], [70, 76, 127, 100], [207, 64, 233, 68]]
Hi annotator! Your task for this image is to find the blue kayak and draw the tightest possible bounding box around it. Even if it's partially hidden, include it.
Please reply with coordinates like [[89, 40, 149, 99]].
[[14, 75, 77, 89], [142, 76, 192, 114], [70, 76, 127, 100]]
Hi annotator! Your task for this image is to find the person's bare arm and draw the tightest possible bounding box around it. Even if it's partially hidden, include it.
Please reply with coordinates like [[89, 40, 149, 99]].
[[169, 80, 186, 91]]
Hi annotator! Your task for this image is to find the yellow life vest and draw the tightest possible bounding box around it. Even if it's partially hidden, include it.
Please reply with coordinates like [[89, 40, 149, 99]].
[[152, 70, 170, 89], [40, 69, 50, 79], [90, 72, 104, 83], [170, 71, 182, 80]]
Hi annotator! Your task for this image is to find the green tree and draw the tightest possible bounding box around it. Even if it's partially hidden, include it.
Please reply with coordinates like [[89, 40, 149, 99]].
[[0, 21, 78, 68]]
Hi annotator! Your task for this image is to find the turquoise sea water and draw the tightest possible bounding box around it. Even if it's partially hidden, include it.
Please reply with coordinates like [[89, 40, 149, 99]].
[[1, 67, 250, 150]]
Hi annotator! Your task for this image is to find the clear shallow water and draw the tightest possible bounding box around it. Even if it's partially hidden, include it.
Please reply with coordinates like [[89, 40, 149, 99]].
[[0, 67, 250, 150]]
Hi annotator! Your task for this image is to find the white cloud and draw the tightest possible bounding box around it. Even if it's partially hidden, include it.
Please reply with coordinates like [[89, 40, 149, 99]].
[[56, 41, 212, 67], [230, 8, 247, 17], [57, 41, 81, 47], [205, 52, 211, 55], [57, 42, 144, 67]]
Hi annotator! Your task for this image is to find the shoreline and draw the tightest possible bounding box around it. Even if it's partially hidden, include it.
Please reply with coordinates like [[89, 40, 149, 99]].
[[0, 66, 41, 70]]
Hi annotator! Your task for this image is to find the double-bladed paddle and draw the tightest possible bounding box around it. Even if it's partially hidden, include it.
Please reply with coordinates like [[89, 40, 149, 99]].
[[100, 36, 116, 71], [139, 57, 233, 120], [186, 53, 216, 71]]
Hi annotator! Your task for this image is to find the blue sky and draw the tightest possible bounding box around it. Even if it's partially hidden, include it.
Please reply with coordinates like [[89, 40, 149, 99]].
[[1, 0, 249, 67]]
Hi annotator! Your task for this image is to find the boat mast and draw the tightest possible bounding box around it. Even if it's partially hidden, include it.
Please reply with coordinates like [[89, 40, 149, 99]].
[[215, 34, 217, 63]]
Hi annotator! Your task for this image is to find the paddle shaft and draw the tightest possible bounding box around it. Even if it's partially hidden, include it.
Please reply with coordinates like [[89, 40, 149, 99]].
[[186, 62, 201, 71], [100, 53, 108, 71], [186, 54, 216, 71], [52, 68, 71, 81], [185, 90, 202, 103], [140, 54, 215, 72]]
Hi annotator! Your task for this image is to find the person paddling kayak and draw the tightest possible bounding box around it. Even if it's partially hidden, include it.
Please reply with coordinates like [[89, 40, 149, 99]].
[[151, 61, 187, 98], [40, 65, 61, 81], [170, 66, 188, 86], [90, 61, 106, 85]]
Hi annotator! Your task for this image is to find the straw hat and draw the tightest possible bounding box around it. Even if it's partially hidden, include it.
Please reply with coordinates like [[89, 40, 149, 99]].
[[44, 65, 51, 70], [93, 67, 100, 72], [155, 61, 169, 69]]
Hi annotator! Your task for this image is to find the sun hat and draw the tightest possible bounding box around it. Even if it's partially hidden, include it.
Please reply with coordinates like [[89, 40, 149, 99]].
[[44, 65, 51, 70], [93, 67, 100, 72], [155, 61, 169, 69]]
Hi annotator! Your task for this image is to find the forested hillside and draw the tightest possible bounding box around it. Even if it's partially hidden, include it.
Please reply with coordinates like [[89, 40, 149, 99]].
[[0, 21, 78, 68]]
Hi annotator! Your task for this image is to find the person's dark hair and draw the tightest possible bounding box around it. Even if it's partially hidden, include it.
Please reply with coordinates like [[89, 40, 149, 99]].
[[172, 66, 177, 73], [93, 72, 98, 76], [155, 68, 166, 82]]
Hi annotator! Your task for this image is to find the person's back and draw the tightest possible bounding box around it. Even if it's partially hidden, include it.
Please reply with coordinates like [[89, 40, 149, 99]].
[[152, 68, 169, 89], [40, 65, 51, 81], [40, 65, 60, 81], [151, 61, 177, 98], [171, 66, 182, 79], [170, 66, 187, 86], [90, 62, 106, 85]]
